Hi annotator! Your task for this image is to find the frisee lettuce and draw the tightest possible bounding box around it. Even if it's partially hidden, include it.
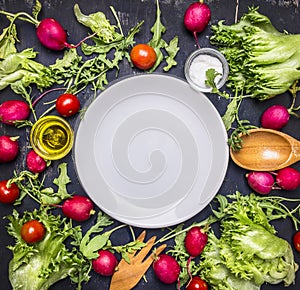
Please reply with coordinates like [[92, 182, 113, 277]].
[[210, 7, 300, 100], [167, 192, 300, 289], [6, 208, 90, 290]]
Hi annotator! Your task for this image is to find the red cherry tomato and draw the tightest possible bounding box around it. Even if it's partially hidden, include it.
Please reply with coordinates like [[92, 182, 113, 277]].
[[0, 180, 20, 204], [130, 44, 157, 70], [293, 231, 300, 252], [21, 220, 46, 244], [186, 276, 209, 290], [55, 93, 80, 117]]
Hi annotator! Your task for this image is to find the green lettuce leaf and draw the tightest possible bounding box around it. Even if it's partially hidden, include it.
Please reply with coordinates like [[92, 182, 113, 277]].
[[7, 208, 89, 290]]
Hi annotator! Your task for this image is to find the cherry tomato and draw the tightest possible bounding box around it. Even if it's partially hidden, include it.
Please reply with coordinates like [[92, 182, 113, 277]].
[[186, 276, 209, 290], [130, 44, 157, 70], [55, 93, 80, 117], [293, 231, 300, 252], [21, 220, 46, 244], [0, 180, 20, 204]]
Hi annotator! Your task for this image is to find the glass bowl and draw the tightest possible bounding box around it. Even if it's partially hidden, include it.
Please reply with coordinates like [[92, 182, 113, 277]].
[[30, 115, 74, 160], [184, 48, 229, 93]]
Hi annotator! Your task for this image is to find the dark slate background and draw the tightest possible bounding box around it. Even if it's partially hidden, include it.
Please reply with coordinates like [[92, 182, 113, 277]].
[[0, 0, 300, 289]]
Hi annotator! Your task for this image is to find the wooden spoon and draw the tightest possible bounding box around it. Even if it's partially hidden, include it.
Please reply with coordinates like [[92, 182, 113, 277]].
[[230, 128, 300, 171]]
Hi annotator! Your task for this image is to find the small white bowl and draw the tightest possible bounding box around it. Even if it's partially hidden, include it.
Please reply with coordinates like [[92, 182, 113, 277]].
[[184, 48, 229, 93]]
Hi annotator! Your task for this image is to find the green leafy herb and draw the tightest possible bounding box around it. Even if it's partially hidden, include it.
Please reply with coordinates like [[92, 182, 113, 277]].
[[205, 68, 257, 150], [111, 240, 146, 264], [148, 0, 179, 72], [8, 162, 72, 205], [0, 23, 18, 58], [79, 212, 146, 263], [79, 211, 115, 259]]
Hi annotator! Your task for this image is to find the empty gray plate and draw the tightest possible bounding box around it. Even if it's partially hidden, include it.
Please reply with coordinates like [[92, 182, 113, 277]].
[[74, 74, 228, 228]]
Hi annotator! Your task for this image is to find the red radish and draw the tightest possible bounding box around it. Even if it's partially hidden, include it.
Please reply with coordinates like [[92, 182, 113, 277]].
[[153, 254, 180, 284], [275, 167, 300, 191], [59, 195, 94, 221], [36, 18, 96, 51], [246, 171, 274, 195], [0, 135, 19, 163], [0, 100, 30, 125], [261, 105, 290, 130], [184, 226, 208, 257], [184, 1, 211, 48], [92, 250, 118, 276], [184, 226, 208, 280], [26, 150, 47, 173]]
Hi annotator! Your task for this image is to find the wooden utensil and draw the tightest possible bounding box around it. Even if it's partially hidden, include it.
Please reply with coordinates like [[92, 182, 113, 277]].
[[109, 231, 166, 290], [230, 128, 300, 171]]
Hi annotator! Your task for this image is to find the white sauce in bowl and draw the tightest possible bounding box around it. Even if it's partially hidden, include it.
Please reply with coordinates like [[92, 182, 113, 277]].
[[189, 55, 223, 89]]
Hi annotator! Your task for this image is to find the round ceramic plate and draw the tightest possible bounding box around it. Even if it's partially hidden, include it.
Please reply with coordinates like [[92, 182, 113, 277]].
[[74, 74, 228, 228]]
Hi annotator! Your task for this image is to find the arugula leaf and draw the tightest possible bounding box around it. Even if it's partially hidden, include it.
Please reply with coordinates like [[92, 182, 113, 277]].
[[148, 0, 179, 72], [205, 68, 257, 149], [79, 211, 114, 259], [112, 240, 146, 264], [163, 36, 179, 71], [205, 68, 222, 94], [9, 162, 72, 205], [79, 212, 146, 263], [0, 24, 18, 58], [52, 163, 72, 200], [222, 97, 238, 131]]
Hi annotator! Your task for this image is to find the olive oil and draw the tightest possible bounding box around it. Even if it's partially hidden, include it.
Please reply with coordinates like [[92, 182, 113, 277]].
[[30, 116, 74, 160]]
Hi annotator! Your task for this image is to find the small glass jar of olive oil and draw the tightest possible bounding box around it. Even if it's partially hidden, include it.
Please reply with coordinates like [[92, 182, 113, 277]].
[[30, 115, 74, 160]]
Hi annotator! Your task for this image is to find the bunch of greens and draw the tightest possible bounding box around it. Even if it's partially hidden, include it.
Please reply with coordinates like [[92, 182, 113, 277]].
[[76, 211, 145, 263], [210, 7, 300, 100], [147, 0, 180, 72], [0, 1, 142, 97], [7, 208, 90, 290], [8, 163, 72, 205], [5, 162, 146, 289], [167, 192, 300, 289], [0, 0, 179, 105]]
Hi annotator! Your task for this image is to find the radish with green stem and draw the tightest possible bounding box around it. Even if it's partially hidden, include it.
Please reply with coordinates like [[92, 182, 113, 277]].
[[153, 254, 180, 284], [92, 250, 118, 276], [36, 18, 97, 51], [0, 11, 96, 51], [184, 226, 208, 280], [184, 1, 211, 48], [0, 100, 30, 126], [52, 195, 95, 221], [26, 150, 47, 173]]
